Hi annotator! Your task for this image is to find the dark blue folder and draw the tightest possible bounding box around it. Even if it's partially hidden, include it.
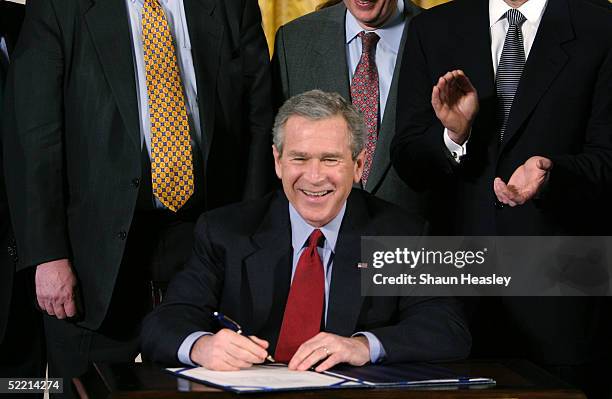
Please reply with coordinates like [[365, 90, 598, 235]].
[[326, 363, 496, 388]]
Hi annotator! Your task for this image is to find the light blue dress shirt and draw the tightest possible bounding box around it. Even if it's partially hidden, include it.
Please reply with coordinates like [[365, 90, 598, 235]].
[[345, 0, 405, 121], [124, 0, 202, 207], [178, 202, 387, 366]]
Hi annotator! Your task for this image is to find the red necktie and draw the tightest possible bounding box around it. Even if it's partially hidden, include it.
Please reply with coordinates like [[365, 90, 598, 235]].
[[350, 31, 380, 186], [275, 229, 325, 363]]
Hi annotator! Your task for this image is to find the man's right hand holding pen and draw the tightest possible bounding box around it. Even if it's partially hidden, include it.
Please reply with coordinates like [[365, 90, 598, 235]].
[[190, 329, 271, 371]]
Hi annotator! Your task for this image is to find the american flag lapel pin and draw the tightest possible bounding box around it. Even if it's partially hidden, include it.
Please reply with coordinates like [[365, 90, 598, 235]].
[[357, 262, 368, 269]]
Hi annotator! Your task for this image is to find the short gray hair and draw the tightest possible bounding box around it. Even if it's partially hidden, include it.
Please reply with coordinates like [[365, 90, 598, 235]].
[[272, 90, 366, 160]]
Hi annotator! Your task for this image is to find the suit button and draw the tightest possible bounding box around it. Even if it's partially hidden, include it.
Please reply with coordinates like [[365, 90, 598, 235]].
[[7, 246, 18, 263], [117, 231, 127, 240], [131, 178, 140, 187], [494, 200, 504, 210]]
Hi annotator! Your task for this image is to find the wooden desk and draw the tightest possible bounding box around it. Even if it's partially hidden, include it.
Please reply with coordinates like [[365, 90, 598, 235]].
[[75, 359, 586, 399]]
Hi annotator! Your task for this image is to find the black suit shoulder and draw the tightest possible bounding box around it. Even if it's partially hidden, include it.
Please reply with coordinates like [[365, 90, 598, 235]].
[[348, 189, 425, 236], [408, 0, 481, 39], [411, 0, 469, 23], [568, 0, 612, 42], [197, 190, 282, 238]]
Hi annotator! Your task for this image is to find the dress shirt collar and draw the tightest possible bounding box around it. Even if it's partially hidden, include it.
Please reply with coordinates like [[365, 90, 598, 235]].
[[289, 202, 346, 254], [130, 0, 169, 5], [489, 0, 547, 28], [345, 0, 405, 54]]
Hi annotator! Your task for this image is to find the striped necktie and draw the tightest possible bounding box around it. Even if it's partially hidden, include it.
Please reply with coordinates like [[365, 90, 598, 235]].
[[496, 9, 527, 142], [142, 0, 194, 212]]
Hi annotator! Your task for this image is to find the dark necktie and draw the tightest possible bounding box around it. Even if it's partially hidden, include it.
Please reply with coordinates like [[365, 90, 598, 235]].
[[275, 229, 325, 363], [350, 32, 380, 186], [496, 9, 527, 142]]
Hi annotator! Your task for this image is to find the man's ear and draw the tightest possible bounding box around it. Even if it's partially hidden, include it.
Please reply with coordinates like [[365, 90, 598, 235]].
[[273, 145, 282, 179], [353, 149, 365, 183]]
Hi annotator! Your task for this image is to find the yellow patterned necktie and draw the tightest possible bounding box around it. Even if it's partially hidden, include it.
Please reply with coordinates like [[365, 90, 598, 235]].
[[142, 0, 194, 212]]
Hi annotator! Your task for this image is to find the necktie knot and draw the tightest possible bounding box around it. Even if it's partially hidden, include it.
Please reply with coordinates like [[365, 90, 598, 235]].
[[505, 9, 526, 27], [144, 0, 161, 10], [358, 31, 380, 54], [307, 229, 325, 249]]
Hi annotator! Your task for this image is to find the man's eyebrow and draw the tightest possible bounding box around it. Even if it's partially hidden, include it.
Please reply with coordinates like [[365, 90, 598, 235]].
[[321, 152, 342, 158], [286, 151, 309, 157]]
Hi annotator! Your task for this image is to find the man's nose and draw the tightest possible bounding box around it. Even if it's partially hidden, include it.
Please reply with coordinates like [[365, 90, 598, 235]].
[[306, 159, 325, 182]]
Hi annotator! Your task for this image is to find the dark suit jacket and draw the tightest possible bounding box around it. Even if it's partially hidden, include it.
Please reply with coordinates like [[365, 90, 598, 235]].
[[2, 0, 273, 330], [0, 0, 25, 342], [392, 0, 612, 235], [141, 189, 471, 366], [390, 0, 612, 371], [272, 2, 428, 216]]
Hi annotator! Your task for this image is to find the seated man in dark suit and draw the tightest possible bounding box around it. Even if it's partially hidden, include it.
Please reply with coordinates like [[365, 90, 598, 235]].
[[142, 90, 470, 371]]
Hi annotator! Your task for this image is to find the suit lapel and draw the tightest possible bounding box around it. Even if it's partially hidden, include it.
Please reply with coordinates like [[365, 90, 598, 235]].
[[366, 3, 420, 192], [311, 4, 351, 100], [457, 0, 496, 108], [499, 0, 573, 152], [243, 192, 292, 336], [183, 0, 223, 163], [326, 191, 367, 336], [85, 0, 140, 149]]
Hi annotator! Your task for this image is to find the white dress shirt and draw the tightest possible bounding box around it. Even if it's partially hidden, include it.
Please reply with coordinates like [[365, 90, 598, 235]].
[[444, 0, 548, 161]]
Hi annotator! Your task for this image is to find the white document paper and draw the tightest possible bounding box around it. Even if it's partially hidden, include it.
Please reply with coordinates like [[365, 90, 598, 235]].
[[167, 364, 362, 392]]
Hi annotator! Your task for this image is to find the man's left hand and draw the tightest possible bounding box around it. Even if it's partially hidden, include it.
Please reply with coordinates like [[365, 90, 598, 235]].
[[288, 332, 370, 372], [494, 156, 553, 206]]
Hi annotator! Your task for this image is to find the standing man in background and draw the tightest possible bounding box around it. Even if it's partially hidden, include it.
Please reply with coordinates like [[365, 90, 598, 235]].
[[3, 0, 273, 396], [0, 0, 47, 384], [392, 0, 612, 396], [272, 0, 427, 217]]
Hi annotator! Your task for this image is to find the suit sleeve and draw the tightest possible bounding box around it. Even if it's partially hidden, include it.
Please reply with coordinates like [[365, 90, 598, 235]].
[[240, 0, 275, 200], [141, 214, 224, 365], [546, 45, 612, 206], [2, 0, 70, 270], [391, 18, 460, 192], [370, 296, 471, 363], [271, 25, 290, 112]]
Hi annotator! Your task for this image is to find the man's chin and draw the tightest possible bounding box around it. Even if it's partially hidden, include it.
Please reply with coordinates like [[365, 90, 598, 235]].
[[294, 205, 333, 228]]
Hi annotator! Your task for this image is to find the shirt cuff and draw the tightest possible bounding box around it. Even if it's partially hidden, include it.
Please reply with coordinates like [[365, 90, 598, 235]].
[[177, 331, 212, 366], [352, 332, 387, 364], [443, 128, 469, 163]]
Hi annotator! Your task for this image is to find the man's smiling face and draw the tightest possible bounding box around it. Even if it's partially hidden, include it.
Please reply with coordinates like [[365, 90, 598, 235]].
[[343, 0, 398, 30], [273, 115, 364, 227]]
